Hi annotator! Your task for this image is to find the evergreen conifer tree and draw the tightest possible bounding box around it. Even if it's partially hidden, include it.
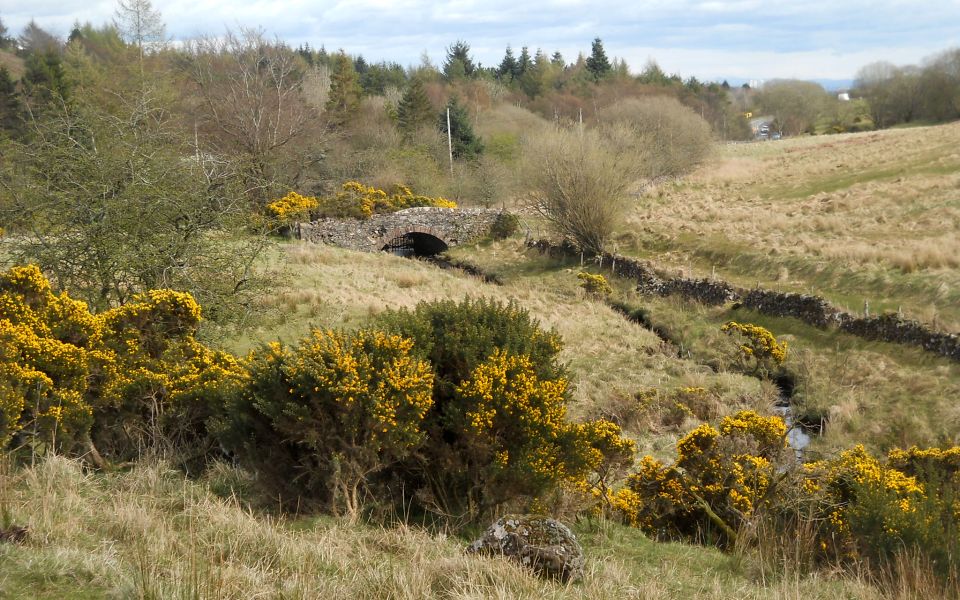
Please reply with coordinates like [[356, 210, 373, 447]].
[[325, 51, 362, 126], [586, 37, 612, 80], [518, 46, 532, 76], [498, 45, 517, 82], [0, 66, 23, 138], [439, 95, 482, 160], [519, 49, 547, 98], [23, 47, 69, 108], [396, 76, 434, 136], [443, 40, 475, 80]]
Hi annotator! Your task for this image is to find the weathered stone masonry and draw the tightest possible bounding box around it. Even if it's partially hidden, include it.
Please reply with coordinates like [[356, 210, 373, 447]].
[[296, 207, 504, 252], [529, 240, 960, 362]]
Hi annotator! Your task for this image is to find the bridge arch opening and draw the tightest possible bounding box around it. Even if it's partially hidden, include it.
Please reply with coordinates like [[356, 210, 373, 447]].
[[381, 231, 449, 257]]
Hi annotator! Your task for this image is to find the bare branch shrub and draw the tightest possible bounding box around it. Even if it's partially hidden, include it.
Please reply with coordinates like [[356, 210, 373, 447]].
[[597, 96, 714, 179], [524, 126, 640, 253]]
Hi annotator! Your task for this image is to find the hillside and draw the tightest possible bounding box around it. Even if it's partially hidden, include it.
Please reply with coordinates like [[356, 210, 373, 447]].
[[620, 123, 960, 331], [0, 49, 24, 80], [3, 119, 959, 599]]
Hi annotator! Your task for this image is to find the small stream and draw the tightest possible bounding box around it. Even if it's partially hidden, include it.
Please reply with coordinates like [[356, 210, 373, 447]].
[[773, 402, 812, 461], [772, 374, 819, 461], [403, 253, 818, 460]]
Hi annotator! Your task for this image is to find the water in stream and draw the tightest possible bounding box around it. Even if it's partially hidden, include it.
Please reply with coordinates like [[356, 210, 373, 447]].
[[774, 401, 812, 461]]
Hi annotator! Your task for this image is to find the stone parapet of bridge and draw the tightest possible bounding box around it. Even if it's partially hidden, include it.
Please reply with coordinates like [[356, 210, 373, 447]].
[[296, 207, 504, 252]]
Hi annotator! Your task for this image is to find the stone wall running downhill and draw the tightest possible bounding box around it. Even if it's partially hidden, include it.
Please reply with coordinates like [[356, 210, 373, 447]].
[[740, 289, 844, 329], [296, 207, 504, 252], [528, 240, 960, 362]]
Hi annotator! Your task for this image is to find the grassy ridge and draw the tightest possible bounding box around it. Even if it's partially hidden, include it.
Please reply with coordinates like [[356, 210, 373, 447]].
[[450, 239, 960, 455], [620, 123, 960, 331]]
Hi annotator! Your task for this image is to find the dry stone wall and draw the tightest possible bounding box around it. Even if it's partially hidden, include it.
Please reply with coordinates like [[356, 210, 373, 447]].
[[528, 240, 960, 362]]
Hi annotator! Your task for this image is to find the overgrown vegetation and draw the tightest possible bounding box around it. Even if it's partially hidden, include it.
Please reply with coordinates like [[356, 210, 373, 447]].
[[2, 3, 960, 598]]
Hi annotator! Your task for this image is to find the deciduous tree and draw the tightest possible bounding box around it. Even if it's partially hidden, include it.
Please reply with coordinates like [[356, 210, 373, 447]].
[[180, 29, 323, 205], [2, 76, 265, 326], [113, 0, 165, 70]]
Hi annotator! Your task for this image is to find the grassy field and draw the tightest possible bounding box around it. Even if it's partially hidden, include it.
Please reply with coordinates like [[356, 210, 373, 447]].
[[618, 123, 960, 331], [4, 124, 960, 599], [0, 457, 882, 599], [450, 239, 960, 455]]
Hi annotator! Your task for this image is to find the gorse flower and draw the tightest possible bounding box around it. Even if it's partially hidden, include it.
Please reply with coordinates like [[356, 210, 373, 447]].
[[267, 191, 320, 223], [721, 321, 788, 375], [320, 181, 456, 220], [614, 410, 787, 544], [0, 264, 243, 456], [577, 271, 613, 297]]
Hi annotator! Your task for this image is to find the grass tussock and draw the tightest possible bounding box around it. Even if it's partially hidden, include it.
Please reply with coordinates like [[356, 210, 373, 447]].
[[0, 456, 891, 599], [621, 122, 960, 331]]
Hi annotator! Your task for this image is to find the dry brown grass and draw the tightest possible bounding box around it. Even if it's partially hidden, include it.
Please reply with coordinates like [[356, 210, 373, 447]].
[[622, 123, 960, 330], [0, 50, 24, 80], [0, 456, 887, 599]]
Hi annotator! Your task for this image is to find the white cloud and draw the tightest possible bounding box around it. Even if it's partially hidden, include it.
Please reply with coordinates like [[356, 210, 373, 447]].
[[0, 0, 957, 80]]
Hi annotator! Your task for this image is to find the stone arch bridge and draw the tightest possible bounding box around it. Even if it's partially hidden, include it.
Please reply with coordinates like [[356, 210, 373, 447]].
[[296, 207, 505, 255]]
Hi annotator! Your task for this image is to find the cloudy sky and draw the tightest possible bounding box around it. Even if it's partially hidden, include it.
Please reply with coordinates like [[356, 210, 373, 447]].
[[1, 0, 958, 83]]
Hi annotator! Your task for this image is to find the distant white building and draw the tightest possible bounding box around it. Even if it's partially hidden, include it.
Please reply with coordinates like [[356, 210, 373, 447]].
[[838, 92, 851, 102]]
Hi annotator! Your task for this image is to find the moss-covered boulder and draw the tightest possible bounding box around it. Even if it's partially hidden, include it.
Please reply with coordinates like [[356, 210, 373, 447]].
[[466, 514, 584, 582]]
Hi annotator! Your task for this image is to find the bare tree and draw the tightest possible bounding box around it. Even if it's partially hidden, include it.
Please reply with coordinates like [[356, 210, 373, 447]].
[[525, 126, 641, 254], [18, 20, 60, 53], [179, 29, 325, 205], [114, 0, 165, 51], [855, 62, 899, 128], [755, 79, 830, 136]]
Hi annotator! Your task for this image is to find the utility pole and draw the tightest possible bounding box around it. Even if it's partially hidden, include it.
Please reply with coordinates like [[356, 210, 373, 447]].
[[446, 107, 454, 175]]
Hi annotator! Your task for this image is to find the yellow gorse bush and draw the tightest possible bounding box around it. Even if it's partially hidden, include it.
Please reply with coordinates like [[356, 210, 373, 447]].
[[321, 181, 456, 220], [267, 191, 320, 223], [453, 349, 636, 510], [615, 410, 787, 544], [803, 445, 925, 539], [721, 321, 788, 375], [456, 350, 572, 482], [283, 329, 434, 448], [225, 328, 434, 516], [0, 265, 244, 457], [577, 271, 613, 297]]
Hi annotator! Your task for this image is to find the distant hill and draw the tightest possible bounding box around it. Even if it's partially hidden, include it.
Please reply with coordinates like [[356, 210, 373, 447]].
[[0, 49, 25, 80]]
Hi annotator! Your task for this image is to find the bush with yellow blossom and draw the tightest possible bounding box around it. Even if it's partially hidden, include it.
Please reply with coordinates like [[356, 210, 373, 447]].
[[377, 297, 635, 521], [792, 444, 960, 576], [614, 410, 787, 545], [319, 181, 456, 220], [720, 321, 788, 377], [0, 265, 244, 465], [577, 271, 613, 297], [266, 191, 320, 224], [217, 329, 434, 516]]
